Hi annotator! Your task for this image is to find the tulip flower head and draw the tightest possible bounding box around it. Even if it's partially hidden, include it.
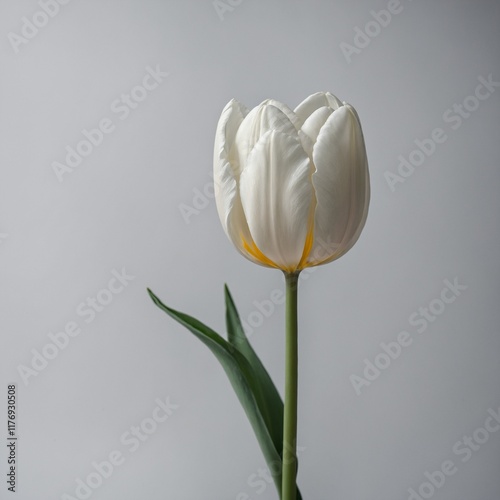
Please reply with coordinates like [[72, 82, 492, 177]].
[[214, 92, 370, 273]]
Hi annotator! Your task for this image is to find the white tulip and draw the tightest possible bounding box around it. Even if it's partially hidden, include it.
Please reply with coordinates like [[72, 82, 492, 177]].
[[213, 92, 370, 273]]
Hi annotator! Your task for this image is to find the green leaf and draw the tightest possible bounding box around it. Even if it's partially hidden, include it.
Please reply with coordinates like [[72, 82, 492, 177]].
[[224, 287, 285, 453], [224, 285, 302, 500], [147, 289, 281, 496]]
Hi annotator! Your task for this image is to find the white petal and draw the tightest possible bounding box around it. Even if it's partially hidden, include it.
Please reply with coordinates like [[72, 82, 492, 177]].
[[294, 92, 342, 123], [325, 92, 344, 109], [213, 100, 269, 266], [214, 99, 248, 234], [214, 159, 274, 267], [329, 165, 369, 262], [262, 98, 303, 129], [308, 105, 369, 265], [239, 131, 314, 271], [214, 99, 249, 160], [229, 103, 298, 178], [299, 106, 333, 156]]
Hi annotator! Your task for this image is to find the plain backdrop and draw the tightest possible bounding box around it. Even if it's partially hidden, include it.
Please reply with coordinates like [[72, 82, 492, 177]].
[[1, 1, 499, 499]]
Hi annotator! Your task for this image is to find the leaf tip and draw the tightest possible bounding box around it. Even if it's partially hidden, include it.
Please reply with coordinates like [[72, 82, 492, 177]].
[[147, 288, 162, 307]]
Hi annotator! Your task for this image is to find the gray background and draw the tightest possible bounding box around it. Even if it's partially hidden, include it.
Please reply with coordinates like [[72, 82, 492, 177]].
[[1, 0, 499, 499]]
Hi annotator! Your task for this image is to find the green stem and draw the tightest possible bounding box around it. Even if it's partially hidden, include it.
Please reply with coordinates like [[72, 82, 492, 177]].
[[282, 271, 299, 500]]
